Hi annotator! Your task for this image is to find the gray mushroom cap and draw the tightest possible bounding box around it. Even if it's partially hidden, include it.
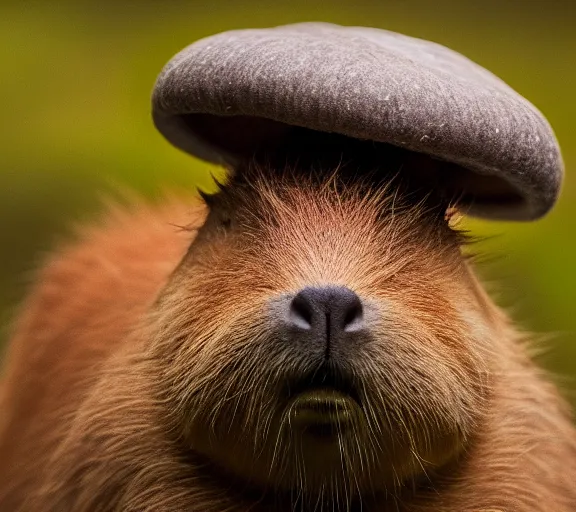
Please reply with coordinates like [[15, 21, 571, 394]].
[[152, 22, 563, 220]]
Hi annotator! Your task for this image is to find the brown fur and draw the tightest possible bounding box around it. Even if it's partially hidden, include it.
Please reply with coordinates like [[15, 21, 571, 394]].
[[0, 164, 575, 512]]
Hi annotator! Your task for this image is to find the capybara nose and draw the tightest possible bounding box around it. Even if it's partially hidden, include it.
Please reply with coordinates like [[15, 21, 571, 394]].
[[288, 286, 364, 345]]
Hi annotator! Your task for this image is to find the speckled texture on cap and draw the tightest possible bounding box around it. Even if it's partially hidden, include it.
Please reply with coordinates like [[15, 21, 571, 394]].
[[152, 22, 563, 220]]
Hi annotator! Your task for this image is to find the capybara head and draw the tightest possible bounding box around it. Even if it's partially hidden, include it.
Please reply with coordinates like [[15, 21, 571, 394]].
[[148, 150, 494, 504]]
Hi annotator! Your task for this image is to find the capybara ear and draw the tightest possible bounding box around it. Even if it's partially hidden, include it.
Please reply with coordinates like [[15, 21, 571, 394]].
[[152, 22, 563, 221]]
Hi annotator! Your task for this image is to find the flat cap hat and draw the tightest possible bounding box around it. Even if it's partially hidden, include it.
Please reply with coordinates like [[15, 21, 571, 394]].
[[152, 22, 563, 220]]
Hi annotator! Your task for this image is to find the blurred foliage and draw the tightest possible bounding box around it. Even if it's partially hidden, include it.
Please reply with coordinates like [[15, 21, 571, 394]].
[[1, 0, 575, 404]]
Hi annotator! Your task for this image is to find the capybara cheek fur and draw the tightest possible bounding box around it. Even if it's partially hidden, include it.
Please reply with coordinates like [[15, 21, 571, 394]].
[[1, 164, 576, 512]]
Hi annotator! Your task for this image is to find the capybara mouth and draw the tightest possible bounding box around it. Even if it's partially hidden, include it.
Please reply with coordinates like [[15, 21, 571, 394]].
[[288, 389, 359, 437], [284, 366, 362, 439]]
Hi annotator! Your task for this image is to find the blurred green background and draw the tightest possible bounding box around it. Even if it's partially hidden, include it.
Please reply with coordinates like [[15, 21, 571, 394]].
[[1, 1, 575, 404]]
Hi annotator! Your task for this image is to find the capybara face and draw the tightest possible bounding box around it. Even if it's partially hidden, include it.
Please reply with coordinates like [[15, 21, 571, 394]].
[[149, 164, 492, 502]]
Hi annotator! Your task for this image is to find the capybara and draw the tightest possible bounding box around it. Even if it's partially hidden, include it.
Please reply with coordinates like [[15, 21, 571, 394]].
[[1, 143, 576, 511]]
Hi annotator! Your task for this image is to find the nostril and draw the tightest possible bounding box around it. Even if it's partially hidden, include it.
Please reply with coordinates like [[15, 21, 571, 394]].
[[287, 286, 365, 334], [289, 294, 314, 330], [343, 298, 364, 332]]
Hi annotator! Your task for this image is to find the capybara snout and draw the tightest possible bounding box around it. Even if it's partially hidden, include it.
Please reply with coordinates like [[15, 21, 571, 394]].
[[280, 285, 366, 350], [152, 164, 489, 497]]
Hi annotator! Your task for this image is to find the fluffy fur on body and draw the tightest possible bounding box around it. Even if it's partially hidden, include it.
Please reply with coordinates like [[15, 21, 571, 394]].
[[0, 164, 575, 512]]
